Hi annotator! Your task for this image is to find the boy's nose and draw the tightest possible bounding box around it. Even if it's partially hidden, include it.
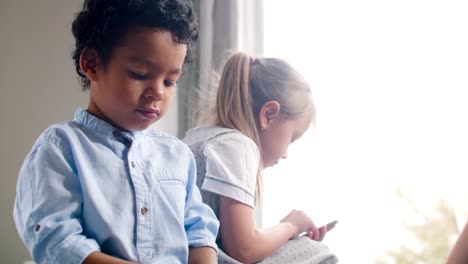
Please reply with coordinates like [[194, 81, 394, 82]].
[[144, 82, 164, 101]]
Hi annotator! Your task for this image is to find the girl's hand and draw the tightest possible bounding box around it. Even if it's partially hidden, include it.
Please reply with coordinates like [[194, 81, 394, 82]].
[[305, 224, 328, 241], [280, 209, 318, 239]]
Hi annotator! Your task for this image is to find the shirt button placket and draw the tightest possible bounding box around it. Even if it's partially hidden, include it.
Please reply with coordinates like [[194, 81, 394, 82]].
[[128, 147, 153, 261]]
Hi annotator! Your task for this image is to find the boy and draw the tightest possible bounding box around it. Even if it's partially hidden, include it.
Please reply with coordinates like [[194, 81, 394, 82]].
[[13, 0, 219, 263]]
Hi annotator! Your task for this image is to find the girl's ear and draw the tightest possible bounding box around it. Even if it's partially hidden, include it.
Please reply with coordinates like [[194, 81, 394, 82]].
[[79, 48, 101, 82], [258, 100, 281, 131]]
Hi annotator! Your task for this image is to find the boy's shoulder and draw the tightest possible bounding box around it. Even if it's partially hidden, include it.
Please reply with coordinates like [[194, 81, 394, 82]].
[[144, 128, 178, 140], [143, 128, 190, 149], [143, 129, 183, 144], [33, 120, 80, 148]]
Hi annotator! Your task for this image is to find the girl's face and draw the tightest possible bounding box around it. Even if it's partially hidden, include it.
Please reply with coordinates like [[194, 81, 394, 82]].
[[259, 110, 313, 168], [85, 26, 187, 131]]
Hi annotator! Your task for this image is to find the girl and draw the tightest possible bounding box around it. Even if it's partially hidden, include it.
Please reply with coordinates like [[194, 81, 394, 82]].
[[183, 52, 338, 264]]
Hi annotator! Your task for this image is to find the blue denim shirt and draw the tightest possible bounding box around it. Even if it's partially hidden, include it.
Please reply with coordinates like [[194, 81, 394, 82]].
[[13, 108, 219, 264]]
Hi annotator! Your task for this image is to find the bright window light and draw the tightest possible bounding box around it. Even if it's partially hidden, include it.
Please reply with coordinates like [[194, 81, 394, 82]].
[[263, 1, 468, 262]]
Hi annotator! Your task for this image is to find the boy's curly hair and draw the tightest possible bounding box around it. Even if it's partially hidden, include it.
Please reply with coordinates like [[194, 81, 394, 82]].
[[72, 0, 199, 90]]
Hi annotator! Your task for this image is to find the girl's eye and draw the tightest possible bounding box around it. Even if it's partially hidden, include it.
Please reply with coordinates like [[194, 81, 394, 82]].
[[128, 71, 149, 80], [164, 80, 177, 87]]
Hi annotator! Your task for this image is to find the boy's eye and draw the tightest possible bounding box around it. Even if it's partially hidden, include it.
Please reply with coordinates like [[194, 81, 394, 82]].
[[164, 80, 177, 87], [128, 71, 149, 80]]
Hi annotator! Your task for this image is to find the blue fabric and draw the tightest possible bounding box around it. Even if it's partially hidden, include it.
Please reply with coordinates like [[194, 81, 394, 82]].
[[13, 108, 219, 264]]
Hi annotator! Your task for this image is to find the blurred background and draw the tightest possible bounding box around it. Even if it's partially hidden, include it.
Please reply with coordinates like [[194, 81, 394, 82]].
[[262, 1, 468, 263]]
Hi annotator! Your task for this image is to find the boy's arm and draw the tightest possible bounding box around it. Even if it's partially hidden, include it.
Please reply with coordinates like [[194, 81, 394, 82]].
[[83, 252, 137, 264], [183, 153, 219, 259], [13, 142, 100, 264], [188, 246, 217, 264]]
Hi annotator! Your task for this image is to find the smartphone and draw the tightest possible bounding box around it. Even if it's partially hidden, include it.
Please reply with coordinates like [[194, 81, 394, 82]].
[[325, 220, 338, 231]]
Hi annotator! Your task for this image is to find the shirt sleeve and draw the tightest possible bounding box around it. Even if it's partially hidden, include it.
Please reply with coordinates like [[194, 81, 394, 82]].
[[184, 149, 220, 250], [13, 138, 99, 264], [202, 133, 259, 208]]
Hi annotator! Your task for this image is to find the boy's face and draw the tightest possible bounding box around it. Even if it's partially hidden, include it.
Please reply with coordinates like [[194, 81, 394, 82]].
[[85, 26, 187, 131]]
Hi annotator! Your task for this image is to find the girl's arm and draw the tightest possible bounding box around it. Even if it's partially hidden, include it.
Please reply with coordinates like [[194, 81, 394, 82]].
[[446, 221, 468, 264], [219, 196, 327, 264]]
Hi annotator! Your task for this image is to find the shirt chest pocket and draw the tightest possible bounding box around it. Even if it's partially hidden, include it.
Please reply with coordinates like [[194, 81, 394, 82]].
[[151, 170, 187, 216]]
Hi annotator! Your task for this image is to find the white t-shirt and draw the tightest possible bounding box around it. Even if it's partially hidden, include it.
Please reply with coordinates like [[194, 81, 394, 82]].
[[183, 126, 260, 208]]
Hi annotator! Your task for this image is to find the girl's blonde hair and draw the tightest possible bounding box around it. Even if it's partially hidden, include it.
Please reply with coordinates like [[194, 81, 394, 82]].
[[215, 52, 315, 203]]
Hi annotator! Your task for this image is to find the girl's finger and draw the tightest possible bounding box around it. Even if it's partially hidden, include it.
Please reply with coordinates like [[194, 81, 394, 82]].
[[312, 228, 320, 240], [318, 226, 327, 241]]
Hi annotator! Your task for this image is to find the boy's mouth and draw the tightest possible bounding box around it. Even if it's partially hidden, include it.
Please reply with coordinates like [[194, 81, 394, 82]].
[[136, 108, 160, 120]]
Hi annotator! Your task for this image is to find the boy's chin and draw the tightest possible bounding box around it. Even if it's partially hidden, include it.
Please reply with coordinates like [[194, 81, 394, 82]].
[[120, 121, 156, 132], [131, 123, 155, 131]]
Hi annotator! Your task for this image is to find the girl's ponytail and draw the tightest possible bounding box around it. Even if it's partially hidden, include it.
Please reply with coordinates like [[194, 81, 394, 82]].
[[215, 52, 264, 203], [215, 52, 314, 204]]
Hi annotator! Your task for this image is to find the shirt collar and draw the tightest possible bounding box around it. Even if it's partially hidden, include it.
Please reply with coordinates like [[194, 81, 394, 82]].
[[73, 107, 143, 141]]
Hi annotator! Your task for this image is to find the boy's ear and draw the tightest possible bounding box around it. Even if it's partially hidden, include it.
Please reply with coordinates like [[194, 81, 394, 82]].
[[79, 48, 101, 82], [258, 100, 281, 131]]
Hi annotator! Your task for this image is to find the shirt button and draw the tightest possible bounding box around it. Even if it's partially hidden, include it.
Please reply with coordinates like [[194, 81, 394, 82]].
[[35, 225, 41, 232], [141, 207, 149, 215], [112, 130, 121, 138], [131, 161, 136, 168]]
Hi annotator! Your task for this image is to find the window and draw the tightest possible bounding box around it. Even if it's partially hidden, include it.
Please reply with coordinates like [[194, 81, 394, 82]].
[[263, 1, 468, 262]]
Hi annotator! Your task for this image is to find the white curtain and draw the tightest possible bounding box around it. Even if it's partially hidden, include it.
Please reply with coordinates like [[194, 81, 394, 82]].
[[177, 0, 264, 137]]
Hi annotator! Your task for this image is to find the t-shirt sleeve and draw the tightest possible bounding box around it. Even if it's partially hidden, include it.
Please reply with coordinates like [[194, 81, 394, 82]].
[[201, 133, 259, 208]]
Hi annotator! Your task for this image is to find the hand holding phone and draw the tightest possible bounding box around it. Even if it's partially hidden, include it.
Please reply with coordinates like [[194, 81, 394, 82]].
[[303, 220, 338, 241]]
